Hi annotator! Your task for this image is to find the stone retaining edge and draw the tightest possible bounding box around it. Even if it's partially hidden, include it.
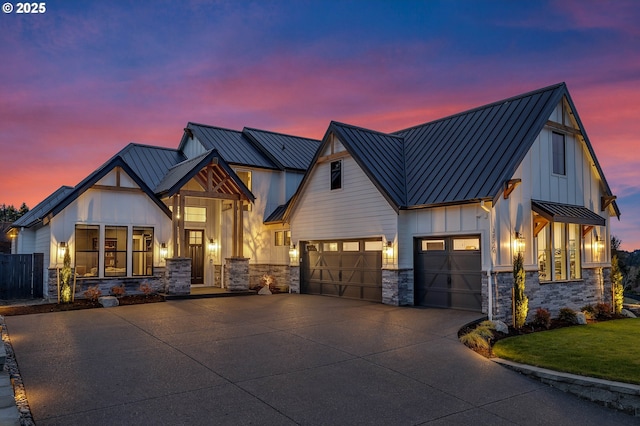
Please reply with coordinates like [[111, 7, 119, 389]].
[[493, 358, 640, 416]]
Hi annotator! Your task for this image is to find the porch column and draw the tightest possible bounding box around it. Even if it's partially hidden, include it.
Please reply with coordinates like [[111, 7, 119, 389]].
[[232, 200, 238, 257], [238, 199, 244, 258], [172, 195, 179, 257], [178, 192, 186, 257]]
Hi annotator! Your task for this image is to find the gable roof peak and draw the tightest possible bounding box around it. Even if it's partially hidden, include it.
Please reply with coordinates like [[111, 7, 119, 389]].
[[329, 121, 403, 140]]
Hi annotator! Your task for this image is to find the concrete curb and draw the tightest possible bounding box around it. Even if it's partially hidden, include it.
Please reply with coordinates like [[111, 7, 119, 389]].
[[493, 358, 640, 416]]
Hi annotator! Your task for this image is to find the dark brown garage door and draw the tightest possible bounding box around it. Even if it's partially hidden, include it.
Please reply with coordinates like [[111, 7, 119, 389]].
[[301, 239, 382, 302], [414, 236, 482, 311]]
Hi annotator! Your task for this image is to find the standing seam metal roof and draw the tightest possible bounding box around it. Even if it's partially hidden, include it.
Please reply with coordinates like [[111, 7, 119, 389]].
[[243, 127, 321, 171]]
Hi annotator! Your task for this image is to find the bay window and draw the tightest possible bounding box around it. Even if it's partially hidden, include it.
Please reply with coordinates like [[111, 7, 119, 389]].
[[537, 222, 581, 282]]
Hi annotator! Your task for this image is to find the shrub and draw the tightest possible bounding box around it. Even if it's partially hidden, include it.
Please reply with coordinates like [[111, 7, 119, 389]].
[[612, 255, 624, 315], [459, 321, 495, 351], [532, 308, 551, 329], [558, 307, 577, 324], [513, 252, 528, 329], [581, 304, 596, 320], [83, 286, 102, 302], [595, 302, 612, 320], [110, 285, 126, 297], [139, 282, 153, 296]]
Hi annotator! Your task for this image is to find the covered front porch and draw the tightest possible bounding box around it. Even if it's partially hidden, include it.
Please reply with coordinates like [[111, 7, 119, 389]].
[[158, 151, 255, 295]]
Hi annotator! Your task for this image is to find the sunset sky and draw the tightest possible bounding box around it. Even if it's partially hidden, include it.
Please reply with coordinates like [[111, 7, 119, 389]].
[[1, 0, 639, 249]]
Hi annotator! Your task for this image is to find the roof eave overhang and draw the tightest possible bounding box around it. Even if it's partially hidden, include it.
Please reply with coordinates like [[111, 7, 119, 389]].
[[531, 200, 606, 227]]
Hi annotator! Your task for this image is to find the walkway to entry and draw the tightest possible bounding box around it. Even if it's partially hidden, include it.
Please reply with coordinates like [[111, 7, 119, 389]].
[[5, 295, 632, 424]]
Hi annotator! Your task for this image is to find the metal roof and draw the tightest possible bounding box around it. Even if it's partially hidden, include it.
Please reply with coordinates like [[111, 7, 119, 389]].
[[243, 128, 321, 171], [119, 144, 186, 191], [532, 200, 605, 226], [186, 123, 276, 169], [329, 122, 406, 210], [264, 203, 288, 224], [395, 83, 564, 207], [10, 186, 74, 229]]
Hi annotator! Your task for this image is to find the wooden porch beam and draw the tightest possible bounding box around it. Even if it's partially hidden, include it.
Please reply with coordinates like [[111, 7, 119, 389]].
[[317, 151, 349, 164], [503, 179, 522, 199], [546, 120, 582, 137], [180, 189, 241, 200]]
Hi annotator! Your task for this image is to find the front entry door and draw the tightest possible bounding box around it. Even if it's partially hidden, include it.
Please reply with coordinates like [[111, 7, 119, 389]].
[[186, 230, 204, 284]]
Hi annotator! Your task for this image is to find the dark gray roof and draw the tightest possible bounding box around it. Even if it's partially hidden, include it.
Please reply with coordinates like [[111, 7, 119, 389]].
[[532, 200, 605, 226], [264, 203, 288, 224], [396, 83, 564, 207], [285, 82, 619, 220], [119, 144, 186, 191], [155, 150, 212, 194], [329, 122, 406, 210], [186, 123, 276, 169], [10, 186, 74, 229], [243, 128, 321, 171]]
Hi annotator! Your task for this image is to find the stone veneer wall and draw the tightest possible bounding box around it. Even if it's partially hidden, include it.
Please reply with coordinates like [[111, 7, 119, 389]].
[[47, 267, 166, 300], [224, 258, 249, 291], [289, 265, 300, 293], [492, 267, 611, 323], [248, 264, 290, 292], [164, 258, 191, 295], [382, 269, 413, 306]]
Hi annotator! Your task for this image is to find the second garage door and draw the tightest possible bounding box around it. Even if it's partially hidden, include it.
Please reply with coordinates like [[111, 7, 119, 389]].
[[414, 236, 482, 311], [301, 239, 382, 302]]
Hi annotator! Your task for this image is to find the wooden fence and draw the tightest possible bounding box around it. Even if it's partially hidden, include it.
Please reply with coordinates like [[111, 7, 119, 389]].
[[0, 253, 44, 299]]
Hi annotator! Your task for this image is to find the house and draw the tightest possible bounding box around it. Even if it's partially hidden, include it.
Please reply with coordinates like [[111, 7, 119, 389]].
[[284, 82, 619, 322], [8, 82, 619, 322], [9, 123, 320, 298]]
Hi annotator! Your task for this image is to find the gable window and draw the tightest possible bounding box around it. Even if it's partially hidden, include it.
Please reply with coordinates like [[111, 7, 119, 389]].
[[75, 225, 99, 277], [132, 227, 153, 276], [236, 170, 252, 211], [331, 160, 342, 190], [537, 222, 581, 282], [552, 132, 566, 175], [105, 226, 127, 277]]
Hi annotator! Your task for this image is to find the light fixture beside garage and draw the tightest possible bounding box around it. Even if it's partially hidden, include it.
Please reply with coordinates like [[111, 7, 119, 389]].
[[383, 241, 395, 266], [289, 244, 299, 265]]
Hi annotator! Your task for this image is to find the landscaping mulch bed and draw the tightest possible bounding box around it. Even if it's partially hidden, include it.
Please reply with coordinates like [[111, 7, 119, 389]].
[[0, 294, 165, 316]]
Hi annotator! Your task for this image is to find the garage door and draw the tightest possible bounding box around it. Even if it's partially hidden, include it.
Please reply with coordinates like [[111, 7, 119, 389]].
[[414, 236, 482, 311], [301, 239, 382, 302]]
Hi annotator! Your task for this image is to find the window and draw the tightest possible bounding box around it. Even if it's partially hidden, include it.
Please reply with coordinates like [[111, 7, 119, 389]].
[[133, 227, 153, 276], [422, 240, 445, 251], [453, 238, 480, 251], [184, 207, 206, 222], [331, 160, 342, 190], [365, 241, 383, 251], [75, 225, 99, 277], [104, 226, 127, 277], [537, 222, 581, 282], [274, 230, 290, 246], [236, 170, 252, 211], [552, 132, 566, 175], [343, 241, 360, 251]]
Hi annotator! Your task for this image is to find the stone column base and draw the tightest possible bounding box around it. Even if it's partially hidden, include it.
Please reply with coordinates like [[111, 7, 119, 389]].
[[289, 265, 300, 294], [382, 269, 413, 306], [165, 258, 191, 295], [224, 257, 250, 291]]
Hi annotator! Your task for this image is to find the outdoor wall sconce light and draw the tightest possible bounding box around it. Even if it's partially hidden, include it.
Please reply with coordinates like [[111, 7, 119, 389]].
[[383, 241, 395, 266], [289, 244, 299, 265], [513, 232, 525, 255], [208, 239, 219, 253], [160, 242, 168, 258], [593, 235, 605, 261], [57, 241, 67, 260]]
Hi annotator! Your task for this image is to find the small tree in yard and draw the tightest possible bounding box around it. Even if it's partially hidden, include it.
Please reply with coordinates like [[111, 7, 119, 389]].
[[612, 254, 624, 315], [60, 248, 72, 303], [513, 252, 528, 329]]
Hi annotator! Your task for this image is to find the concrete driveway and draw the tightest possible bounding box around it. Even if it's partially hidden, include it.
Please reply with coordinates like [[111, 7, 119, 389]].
[[5, 295, 635, 425]]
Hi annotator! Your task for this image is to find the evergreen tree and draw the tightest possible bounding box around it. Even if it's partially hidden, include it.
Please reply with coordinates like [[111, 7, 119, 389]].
[[513, 252, 528, 329]]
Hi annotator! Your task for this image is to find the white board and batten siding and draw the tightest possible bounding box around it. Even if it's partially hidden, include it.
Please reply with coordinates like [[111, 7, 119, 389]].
[[493, 104, 610, 268], [182, 136, 207, 159], [290, 154, 398, 244], [48, 171, 172, 270], [398, 205, 490, 270]]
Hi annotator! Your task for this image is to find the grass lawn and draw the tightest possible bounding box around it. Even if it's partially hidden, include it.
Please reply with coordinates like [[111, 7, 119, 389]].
[[492, 318, 640, 384]]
